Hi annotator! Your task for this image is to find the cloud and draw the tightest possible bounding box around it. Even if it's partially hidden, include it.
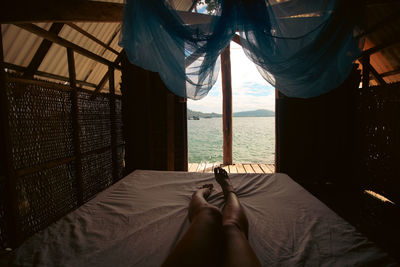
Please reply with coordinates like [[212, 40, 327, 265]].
[[188, 41, 275, 113]]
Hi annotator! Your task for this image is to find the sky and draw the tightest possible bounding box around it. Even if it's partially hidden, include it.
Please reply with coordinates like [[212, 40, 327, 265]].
[[187, 41, 276, 114]]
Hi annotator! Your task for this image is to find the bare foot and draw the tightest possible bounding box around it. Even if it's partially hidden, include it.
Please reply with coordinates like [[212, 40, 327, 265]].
[[188, 184, 214, 221], [195, 184, 214, 199], [214, 167, 234, 198]]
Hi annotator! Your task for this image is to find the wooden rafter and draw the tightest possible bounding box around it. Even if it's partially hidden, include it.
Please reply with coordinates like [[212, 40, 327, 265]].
[[381, 68, 400, 77], [23, 23, 64, 77], [362, 35, 400, 57], [232, 34, 242, 46], [81, 24, 122, 85], [4, 62, 97, 88], [188, 0, 200, 12], [15, 23, 121, 70], [1, 1, 123, 23], [91, 53, 122, 98], [66, 23, 119, 56], [369, 64, 387, 85], [1, 1, 213, 25]]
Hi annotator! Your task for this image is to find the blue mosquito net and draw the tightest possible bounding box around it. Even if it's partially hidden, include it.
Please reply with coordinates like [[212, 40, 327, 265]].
[[119, 0, 364, 99]]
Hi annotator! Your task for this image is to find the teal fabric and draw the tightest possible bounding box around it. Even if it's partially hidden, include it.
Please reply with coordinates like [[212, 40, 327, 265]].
[[120, 0, 363, 99]]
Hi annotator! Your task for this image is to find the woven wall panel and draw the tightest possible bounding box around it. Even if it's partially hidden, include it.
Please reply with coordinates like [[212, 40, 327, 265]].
[[6, 81, 74, 171], [3, 76, 125, 246], [81, 149, 113, 201], [77, 92, 111, 154], [0, 181, 9, 249], [16, 161, 77, 239]]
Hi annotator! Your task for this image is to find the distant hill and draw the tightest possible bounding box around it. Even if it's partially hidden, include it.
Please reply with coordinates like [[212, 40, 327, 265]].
[[187, 109, 221, 119], [233, 109, 275, 117], [188, 109, 274, 119]]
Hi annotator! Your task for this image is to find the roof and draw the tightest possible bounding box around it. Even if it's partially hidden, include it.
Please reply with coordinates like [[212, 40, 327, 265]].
[[1, 0, 400, 93]]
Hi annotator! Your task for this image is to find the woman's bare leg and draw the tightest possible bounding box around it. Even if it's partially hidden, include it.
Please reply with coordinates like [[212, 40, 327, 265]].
[[215, 167, 261, 267], [162, 184, 224, 267]]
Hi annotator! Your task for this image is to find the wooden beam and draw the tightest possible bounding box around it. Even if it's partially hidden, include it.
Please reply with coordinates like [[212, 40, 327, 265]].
[[92, 53, 122, 98], [362, 35, 400, 57], [1, 1, 214, 25], [4, 62, 97, 88], [369, 64, 387, 85], [232, 34, 242, 46], [380, 68, 400, 78], [66, 23, 119, 55], [188, 0, 200, 12], [23, 23, 64, 77], [221, 44, 232, 165], [82, 24, 121, 90], [67, 48, 84, 205], [1, 1, 124, 23], [16, 23, 121, 70]]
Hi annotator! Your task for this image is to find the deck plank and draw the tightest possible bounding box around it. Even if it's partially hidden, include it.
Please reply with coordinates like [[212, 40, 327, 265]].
[[221, 165, 230, 172], [198, 162, 207, 173], [188, 163, 199, 172], [188, 163, 275, 174], [266, 164, 275, 173], [236, 163, 245, 173], [228, 165, 237, 173], [204, 162, 214, 173], [259, 164, 271, 173], [251, 164, 263, 173], [243, 164, 254, 173]]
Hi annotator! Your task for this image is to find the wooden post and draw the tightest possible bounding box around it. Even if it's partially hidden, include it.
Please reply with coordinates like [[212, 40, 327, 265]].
[[67, 47, 84, 204], [108, 66, 119, 181], [0, 24, 21, 247], [361, 55, 370, 89], [221, 44, 232, 165]]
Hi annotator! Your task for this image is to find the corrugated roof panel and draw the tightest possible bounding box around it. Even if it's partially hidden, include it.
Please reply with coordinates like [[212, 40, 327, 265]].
[[111, 32, 123, 51], [83, 60, 107, 85], [38, 43, 69, 78], [2, 24, 44, 67], [75, 22, 121, 54], [74, 53, 97, 81], [59, 26, 104, 59]]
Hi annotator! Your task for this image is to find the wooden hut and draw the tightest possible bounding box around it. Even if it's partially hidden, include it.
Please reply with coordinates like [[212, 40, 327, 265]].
[[1, 0, 400, 264]]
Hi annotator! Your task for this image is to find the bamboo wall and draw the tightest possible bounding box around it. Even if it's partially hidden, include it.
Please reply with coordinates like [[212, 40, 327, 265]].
[[0, 75, 125, 249]]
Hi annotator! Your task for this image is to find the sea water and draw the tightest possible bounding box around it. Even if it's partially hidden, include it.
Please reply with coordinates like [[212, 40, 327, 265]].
[[188, 117, 275, 163]]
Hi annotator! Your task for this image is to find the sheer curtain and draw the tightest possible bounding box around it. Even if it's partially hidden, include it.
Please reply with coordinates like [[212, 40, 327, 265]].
[[119, 0, 364, 99]]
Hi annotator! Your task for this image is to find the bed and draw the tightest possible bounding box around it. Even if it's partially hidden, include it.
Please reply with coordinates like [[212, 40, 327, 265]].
[[12, 170, 396, 266]]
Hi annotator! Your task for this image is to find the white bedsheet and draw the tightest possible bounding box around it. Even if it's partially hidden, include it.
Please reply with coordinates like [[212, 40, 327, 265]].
[[13, 170, 395, 266]]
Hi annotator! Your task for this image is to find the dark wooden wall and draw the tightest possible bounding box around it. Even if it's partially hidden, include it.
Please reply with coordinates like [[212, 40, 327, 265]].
[[276, 65, 400, 260], [121, 53, 188, 173], [276, 65, 361, 187]]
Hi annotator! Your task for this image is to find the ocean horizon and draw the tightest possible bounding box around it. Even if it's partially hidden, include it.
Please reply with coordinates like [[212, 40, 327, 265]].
[[188, 117, 275, 164]]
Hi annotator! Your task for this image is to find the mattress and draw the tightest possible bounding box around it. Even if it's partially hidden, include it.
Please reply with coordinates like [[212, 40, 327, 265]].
[[13, 170, 396, 266]]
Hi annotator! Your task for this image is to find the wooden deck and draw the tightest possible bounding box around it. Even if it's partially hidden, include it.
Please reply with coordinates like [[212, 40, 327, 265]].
[[188, 162, 275, 173]]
